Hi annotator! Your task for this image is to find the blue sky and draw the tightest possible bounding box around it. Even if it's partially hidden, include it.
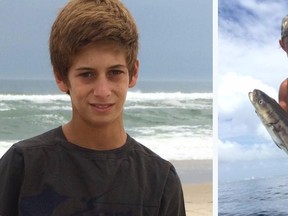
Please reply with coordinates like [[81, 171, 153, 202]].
[[218, 0, 288, 182], [0, 0, 212, 82]]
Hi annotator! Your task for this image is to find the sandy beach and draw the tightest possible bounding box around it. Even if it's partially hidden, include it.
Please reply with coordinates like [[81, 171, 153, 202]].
[[183, 183, 213, 216], [171, 160, 213, 216]]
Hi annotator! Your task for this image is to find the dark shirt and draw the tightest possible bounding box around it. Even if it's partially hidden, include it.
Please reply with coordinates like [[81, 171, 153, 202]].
[[0, 127, 186, 216]]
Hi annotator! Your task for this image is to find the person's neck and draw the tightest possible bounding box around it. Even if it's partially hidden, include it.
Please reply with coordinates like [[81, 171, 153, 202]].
[[62, 121, 127, 151]]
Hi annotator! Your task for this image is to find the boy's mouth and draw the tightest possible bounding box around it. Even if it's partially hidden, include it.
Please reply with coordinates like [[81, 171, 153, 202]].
[[89, 103, 114, 111]]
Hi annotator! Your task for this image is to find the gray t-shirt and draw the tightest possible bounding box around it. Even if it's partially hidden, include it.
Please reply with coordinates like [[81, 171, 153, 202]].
[[0, 127, 186, 216]]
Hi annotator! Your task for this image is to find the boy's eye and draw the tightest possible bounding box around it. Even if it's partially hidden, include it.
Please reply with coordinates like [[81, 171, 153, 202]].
[[79, 72, 94, 78], [109, 70, 123, 76]]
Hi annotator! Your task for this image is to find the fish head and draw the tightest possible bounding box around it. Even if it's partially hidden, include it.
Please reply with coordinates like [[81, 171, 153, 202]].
[[248, 89, 279, 124], [248, 89, 271, 109]]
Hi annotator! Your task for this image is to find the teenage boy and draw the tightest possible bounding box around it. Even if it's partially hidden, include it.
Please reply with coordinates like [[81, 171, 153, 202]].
[[0, 0, 186, 215], [279, 15, 288, 112]]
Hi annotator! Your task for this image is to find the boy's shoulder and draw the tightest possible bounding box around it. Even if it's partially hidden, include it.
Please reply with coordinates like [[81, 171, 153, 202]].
[[127, 135, 173, 169], [14, 127, 62, 149]]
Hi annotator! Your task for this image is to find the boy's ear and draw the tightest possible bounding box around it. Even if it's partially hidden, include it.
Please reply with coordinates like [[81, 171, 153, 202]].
[[280, 39, 285, 51], [280, 38, 288, 53], [128, 60, 139, 88], [53, 67, 69, 93]]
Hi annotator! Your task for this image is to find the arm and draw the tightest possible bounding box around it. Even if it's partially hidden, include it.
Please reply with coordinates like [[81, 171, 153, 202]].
[[158, 166, 186, 216], [0, 146, 24, 216], [278, 78, 288, 112]]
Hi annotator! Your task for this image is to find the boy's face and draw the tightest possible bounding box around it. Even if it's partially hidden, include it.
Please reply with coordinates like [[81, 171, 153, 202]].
[[55, 42, 139, 128]]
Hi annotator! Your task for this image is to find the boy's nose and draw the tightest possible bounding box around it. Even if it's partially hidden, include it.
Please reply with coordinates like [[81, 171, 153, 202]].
[[92, 77, 112, 98]]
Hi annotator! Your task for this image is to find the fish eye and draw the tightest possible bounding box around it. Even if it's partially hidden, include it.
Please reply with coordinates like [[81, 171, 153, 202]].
[[259, 99, 263, 104]]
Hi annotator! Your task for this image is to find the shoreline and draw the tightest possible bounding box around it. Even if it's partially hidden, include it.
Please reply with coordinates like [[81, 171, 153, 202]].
[[170, 159, 212, 184]]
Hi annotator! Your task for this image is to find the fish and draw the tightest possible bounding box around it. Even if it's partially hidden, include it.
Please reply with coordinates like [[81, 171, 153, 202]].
[[248, 89, 288, 154]]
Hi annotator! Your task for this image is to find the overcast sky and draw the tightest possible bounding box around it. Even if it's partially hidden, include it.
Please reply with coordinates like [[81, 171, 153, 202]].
[[0, 0, 212, 82], [218, 0, 288, 182]]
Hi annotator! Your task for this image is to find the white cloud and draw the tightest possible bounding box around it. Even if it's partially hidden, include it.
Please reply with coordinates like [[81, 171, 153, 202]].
[[218, 36, 288, 86], [218, 139, 286, 162], [219, 0, 288, 86], [218, 72, 277, 139], [218, 72, 277, 113]]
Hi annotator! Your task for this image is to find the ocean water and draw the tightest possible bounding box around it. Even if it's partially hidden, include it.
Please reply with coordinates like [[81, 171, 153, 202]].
[[0, 79, 212, 161], [219, 175, 288, 216]]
